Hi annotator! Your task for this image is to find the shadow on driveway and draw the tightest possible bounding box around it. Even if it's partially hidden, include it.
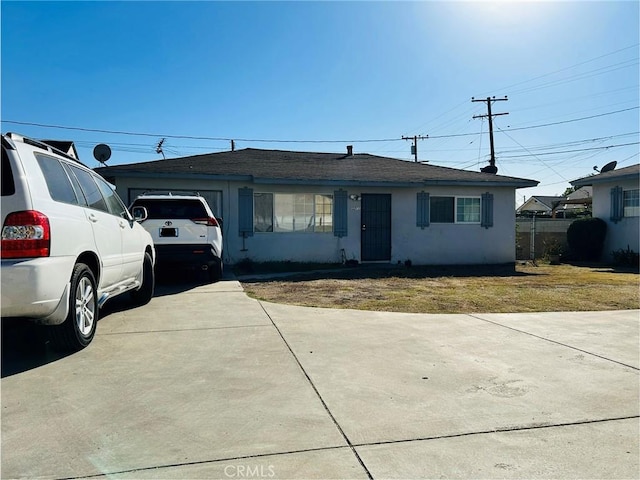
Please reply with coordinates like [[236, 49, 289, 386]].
[[2, 272, 216, 378], [1, 320, 70, 378]]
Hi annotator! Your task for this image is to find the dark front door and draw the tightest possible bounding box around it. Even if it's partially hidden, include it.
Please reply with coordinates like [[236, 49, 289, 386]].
[[361, 194, 391, 261]]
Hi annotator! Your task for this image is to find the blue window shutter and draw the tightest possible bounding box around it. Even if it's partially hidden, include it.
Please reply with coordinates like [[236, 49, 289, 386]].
[[611, 186, 623, 223], [416, 191, 430, 229], [238, 187, 254, 237], [334, 190, 348, 237], [481, 192, 494, 228]]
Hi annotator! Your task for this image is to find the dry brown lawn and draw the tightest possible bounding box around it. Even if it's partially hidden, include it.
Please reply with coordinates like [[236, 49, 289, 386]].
[[240, 263, 640, 314]]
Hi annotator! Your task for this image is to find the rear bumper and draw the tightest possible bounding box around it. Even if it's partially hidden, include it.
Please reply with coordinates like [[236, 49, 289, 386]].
[[154, 244, 220, 266], [1, 256, 73, 324]]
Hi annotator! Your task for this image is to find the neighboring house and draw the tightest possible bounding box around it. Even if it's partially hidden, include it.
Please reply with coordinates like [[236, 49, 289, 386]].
[[517, 195, 565, 216], [96, 147, 537, 265], [571, 164, 640, 262], [39, 140, 80, 160], [516, 187, 592, 218]]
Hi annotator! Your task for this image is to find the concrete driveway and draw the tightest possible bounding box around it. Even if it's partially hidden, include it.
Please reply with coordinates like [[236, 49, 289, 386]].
[[2, 279, 638, 479]]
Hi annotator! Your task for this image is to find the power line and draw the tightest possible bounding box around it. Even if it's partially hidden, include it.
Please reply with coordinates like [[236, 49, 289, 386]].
[[0, 120, 399, 144], [5, 105, 636, 146], [483, 43, 639, 96], [502, 106, 639, 132], [499, 141, 640, 159], [496, 126, 571, 181]]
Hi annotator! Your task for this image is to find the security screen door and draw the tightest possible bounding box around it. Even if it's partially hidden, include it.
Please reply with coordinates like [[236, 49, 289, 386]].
[[360, 194, 391, 261]]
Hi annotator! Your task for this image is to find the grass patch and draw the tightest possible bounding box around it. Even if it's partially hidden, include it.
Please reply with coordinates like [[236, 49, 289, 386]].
[[240, 263, 639, 314]]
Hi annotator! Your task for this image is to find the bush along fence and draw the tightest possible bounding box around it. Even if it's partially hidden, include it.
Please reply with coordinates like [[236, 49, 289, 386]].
[[516, 218, 572, 260]]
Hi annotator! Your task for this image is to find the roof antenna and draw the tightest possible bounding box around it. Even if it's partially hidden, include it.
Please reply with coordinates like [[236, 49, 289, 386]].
[[156, 138, 165, 159]]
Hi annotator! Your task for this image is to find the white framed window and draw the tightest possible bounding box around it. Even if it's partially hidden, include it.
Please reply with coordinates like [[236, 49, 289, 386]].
[[623, 189, 639, 217], [430, 196, 481, 224], [253, 193, 333, 233], [456, 197, 481, 223]]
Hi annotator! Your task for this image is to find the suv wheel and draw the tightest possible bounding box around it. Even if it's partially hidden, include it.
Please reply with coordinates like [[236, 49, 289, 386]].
[[47, 263, 98, 351], [209, 257, 223, 283], [131, 252, 155, 306]]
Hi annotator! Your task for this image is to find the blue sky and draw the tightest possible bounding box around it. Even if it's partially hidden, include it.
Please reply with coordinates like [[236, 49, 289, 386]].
[[2, 1, 638, 204]]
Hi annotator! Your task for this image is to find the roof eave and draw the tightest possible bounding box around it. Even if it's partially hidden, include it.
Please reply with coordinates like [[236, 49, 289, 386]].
[[96, 169, 537, 189], [421, 179, 538, 188], [571, 172, 639, 187], [95, 170, 254, 182]]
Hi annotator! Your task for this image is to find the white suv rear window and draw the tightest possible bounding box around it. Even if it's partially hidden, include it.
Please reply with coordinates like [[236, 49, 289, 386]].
[[133, 199, 207, 219]]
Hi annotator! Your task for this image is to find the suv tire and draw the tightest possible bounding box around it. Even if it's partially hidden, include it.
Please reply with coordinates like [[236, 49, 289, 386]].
[[209, 257, 223, 282], [131, 252, 155, 306], [47, 263, 98, 351]]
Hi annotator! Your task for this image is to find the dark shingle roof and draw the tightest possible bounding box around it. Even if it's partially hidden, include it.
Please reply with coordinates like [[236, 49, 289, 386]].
[[529, 196, 565, 209], [96, 148, 538, 188], [572, 164, 640, 187]]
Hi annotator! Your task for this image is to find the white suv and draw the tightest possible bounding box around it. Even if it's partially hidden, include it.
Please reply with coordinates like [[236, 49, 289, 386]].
[[130, 193, 223, 281], [1, 133, 155, 351]]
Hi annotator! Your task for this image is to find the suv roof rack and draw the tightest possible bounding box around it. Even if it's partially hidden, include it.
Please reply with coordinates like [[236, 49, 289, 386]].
[[5, 132, 86, 166], [137, 191, 204, 197]]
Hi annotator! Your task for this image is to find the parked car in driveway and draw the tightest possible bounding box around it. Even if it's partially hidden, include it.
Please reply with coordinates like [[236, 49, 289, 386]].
[[1, 133, 155, 351], [130, 192, 223, 281]]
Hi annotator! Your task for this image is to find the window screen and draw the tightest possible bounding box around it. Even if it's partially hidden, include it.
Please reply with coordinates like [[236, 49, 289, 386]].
[[624, 189, 640, 217], [430, 197, 454, 223]]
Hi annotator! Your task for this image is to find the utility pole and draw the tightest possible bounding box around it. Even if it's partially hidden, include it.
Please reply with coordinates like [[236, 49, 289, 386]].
[[472, 96, 508, 174], [402, 135, 428, 162]]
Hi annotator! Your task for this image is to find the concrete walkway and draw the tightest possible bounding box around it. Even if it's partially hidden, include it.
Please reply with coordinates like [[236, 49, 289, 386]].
[[1, 279, 638, 479]]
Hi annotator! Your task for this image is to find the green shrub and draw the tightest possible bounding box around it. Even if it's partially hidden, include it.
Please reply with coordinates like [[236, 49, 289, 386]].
[[566, 217, 607, 261]]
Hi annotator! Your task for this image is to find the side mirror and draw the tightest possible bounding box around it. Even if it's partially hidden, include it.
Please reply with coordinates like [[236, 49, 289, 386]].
[[132, 206, 148, 222]]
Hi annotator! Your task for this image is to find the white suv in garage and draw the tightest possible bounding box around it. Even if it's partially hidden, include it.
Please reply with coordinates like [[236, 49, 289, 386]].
[[130, 193, 223, 281], [1, 133, 155, 351]]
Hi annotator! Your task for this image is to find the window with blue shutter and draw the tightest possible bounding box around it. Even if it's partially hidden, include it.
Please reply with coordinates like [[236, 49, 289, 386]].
[[610, 186, 623, 223], [333, 189, 348, 237], [481, 192, 494, 228], [238, 187, 254, 236], [416, 191, 430, 229]]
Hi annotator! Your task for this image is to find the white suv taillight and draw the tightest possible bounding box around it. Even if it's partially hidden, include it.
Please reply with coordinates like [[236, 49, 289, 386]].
[[1, 211, 51, 259], [192, 217, 219, 227]]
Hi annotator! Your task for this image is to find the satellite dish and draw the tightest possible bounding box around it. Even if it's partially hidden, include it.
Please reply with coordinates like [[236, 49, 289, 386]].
[[93, 144, 111, 164], [600, 161, 617, 173]]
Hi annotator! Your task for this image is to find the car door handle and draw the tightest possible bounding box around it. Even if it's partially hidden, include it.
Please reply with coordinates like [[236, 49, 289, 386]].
[[88, 213, 98, 223]]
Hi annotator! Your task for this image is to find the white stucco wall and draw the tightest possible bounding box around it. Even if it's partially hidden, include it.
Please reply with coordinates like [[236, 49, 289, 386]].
[[591, 179, 640, 262], [387, 186, 516, 265], [112, 176, 518, 265]]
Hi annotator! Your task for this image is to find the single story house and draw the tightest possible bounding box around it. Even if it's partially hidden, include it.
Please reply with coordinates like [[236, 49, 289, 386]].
[[571, 164, 640, 262], [516, 187, 592, 218], [517, 195, 565, 216], [96, 147, 538, 265]]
